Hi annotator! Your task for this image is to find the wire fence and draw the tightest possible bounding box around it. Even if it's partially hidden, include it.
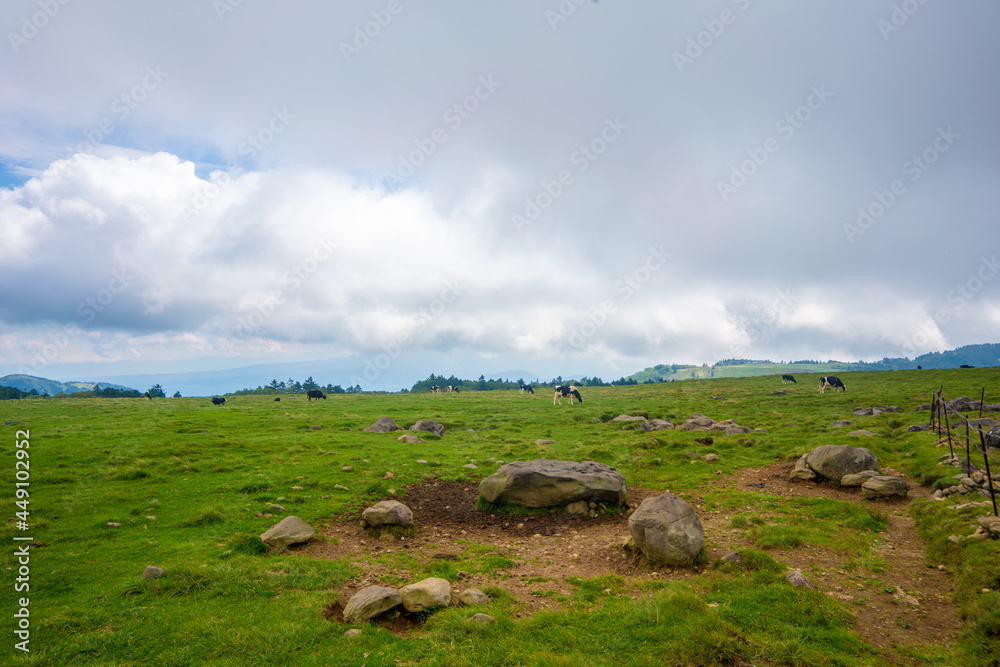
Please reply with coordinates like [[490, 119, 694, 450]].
[[930, 386, 998, 517]]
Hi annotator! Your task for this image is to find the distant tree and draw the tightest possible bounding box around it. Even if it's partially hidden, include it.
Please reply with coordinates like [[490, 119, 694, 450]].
[[173, 391, 182, 398], [268, 379, 282, 391], [302, 376, 319, 391], [147, 384, 166, 398]]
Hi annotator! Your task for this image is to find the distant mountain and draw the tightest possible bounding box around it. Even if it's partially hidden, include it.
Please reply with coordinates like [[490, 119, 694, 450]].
[[626, 343, 1000, 383], [0, 374, 139, 396]]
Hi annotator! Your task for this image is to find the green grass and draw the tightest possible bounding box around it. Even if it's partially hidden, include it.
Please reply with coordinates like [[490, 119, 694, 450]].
[[2, 367, 998, 665]]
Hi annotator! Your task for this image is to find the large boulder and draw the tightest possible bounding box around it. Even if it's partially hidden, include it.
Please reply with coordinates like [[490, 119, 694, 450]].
[[361, 500, 414, 528], [398, 577, 452, 612], [478, 459, 627, 508], [410, 420, 445, 437], [364, 416, 400, 433], [343, 586, 402, 623], [802, 444, 878, 480], [627, 492, 703, 566], [259, 515, 314, 548]]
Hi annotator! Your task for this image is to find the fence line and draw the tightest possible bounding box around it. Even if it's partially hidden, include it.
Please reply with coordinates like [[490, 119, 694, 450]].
[[931, 387, 998, 517]]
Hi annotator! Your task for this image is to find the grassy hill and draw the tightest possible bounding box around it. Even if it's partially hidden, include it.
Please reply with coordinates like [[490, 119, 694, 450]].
[[0, 374, 138, 396], [3, 368, 998, 665]]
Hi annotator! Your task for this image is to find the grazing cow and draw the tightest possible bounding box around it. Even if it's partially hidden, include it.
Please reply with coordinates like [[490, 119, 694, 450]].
[[274, 397, 281, 402], [306, 389, 326, 401], [211, 396, 226, 406], [553, 385, 583, 405], [144, 392, 151, 400], [781, 374, 796, 384], [446, 385, 460, 393], [818, 376, 846, 393], [960, 364, 975, 369], [520, 384, 534, 394], [430, 385, 440, 393]]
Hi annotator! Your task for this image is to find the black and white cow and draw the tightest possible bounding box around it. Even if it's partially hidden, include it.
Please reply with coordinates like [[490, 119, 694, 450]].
[[211, 396, 227, 406], [430, 385, 440, 393], [446, 385, 460, 393], [553, 385, 583, 405], [306, 389, 326, 401], [781, 374, 796, 384], [144, 392, 151, 400], [818, 376, 846, 393], [520, 384, 534, 394]]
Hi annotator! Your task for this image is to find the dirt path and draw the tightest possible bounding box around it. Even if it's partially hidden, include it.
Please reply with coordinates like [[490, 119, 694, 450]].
[[307, 463, 960, 662]]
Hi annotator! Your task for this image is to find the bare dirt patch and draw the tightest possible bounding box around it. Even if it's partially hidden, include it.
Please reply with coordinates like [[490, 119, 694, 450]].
[[306, 463, 960, 662]]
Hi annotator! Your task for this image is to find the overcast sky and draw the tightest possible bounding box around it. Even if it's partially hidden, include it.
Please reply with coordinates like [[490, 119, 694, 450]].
[[1, 0, 998, 388]]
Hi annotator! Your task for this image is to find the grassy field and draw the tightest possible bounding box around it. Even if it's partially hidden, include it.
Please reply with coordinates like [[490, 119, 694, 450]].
[[2, 368, 999, 666]]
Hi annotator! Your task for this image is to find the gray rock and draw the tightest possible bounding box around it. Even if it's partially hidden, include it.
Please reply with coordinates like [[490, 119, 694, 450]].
[[410, 420, 445, 437], [861, 476, 910, 499], [612, 414, 646, 422], [343, 586, 402, 623], [804, 444, 878, 480], [852, 407, 874, 417], [364, 416, 400, 433], [343, 628, 362, 638], [478, 459, 627, 508], [830, 420, 854, 428], [457, 588, 491, 606], [986, 426, 1000, 450], [907, 424, 930, 432], [726, 426, 752, 435], [840, 470, 879, 487], [566, 500, 590, 515], [720, 551, 742, 563], [397, 434, 423, 443], [535, 439, 556, 445], [141, 565, 166, 581], [789, 453, 818, 482], [468, 613, 496, 625], [847, 430, 878, 437], [785, 570, 814, 589], [399, 577, 452, 612], [361, 500, 414, 528], [259, 515, 314, 548], [627, 492, 703, 566], [639, 419, 674, 432], [914, 403, 932, 411]]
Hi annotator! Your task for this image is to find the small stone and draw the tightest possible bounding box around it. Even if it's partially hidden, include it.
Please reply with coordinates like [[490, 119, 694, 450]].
[[141, 565, 166, 581], [344, 628, 362, 638], [468, 613, 495, 625]]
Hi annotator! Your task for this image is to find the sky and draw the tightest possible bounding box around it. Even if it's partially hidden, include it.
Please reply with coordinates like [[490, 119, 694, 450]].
[[1, 0, 999, 391]]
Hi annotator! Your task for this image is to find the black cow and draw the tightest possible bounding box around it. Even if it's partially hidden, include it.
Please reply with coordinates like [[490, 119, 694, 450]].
[[553, 385, 582, 405], [520, 384, 534, 394], [211, 396, 226, 406], [781, 374, 796, 384], [819, 376, 846, 393], [274, 397, 281, 402], [306, 390, 326, 401], [960, 364, 975, 369]]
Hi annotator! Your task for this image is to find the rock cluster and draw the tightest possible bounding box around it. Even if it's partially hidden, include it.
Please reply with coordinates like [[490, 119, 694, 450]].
[[851, 406, 902, 416], [342, 580, 490, 623], [932, 465, 1000, 501], [675, 414, 754, 434]]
